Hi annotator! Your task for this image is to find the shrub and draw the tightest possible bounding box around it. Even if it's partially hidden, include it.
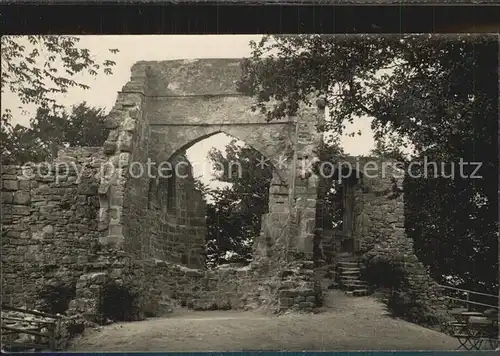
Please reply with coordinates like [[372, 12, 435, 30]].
[[361, 251, 444, 328], [387, 284, 442, 327], [360, 252, 406, 289]]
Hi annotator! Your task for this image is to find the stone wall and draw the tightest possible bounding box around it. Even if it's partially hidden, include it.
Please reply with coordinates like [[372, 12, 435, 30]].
[[4, 59, 444, 326], [54, 60, 295, 319], [143, 60, 326, 314], [142, 152, 206, 267], [145, 261, 275, 313], [1, 148, 104, 308], [359, 176, 445, 323], [327, 158, 445, 321]]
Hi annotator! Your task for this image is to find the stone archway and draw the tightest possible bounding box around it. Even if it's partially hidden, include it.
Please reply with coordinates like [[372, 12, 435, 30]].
[[146, 130, 289, 269], [97, 59, 322, 260], [154, 129, 289, 184], [92, 58, 327, 314], [146, 60, 295, 187]]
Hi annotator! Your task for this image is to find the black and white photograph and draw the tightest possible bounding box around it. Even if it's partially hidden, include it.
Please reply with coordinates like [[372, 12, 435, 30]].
[[1, 30, 498, 352]]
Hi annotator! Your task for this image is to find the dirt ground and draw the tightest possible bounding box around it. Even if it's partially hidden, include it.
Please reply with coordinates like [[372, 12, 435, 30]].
[[69, 291, 459, 351]]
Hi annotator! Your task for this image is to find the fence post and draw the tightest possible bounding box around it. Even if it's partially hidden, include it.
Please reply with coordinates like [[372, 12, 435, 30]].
[[466, 291, 470, 311]]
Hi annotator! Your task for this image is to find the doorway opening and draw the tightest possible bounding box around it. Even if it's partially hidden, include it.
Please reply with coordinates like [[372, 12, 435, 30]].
[[148, 132, 277, 269]]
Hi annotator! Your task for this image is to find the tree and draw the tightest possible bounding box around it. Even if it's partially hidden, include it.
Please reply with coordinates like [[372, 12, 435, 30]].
[[314, 139, 346, 231], [238, 35, 495, 146], [1, 102, 109, 165], [204, 139, 273, 267], [238, 34, 498, 292], [370, 133, 410, 163], [0, 123, 48, 165], [1, 35, 118, 141], [1, 36, 118, 112]]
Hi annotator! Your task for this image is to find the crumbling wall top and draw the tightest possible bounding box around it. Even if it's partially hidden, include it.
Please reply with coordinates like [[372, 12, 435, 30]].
[[140, 58, 244, 96]]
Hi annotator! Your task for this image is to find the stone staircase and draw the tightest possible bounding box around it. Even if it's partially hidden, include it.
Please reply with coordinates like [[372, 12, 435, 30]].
[[335, 254, 370, 297]]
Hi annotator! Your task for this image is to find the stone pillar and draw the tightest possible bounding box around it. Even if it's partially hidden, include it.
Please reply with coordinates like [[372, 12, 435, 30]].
[[273, 98, 326, 312], [68, 272, 110, 323], [98, 62, 150, 253], [288, 98, 325, 259], [352, 185, 367, 252], [268, 172, 289, 214], [254, 171, 290, 261]]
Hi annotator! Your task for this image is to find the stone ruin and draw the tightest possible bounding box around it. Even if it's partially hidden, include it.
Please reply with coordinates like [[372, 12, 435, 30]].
[[1, 59, 442, 326]]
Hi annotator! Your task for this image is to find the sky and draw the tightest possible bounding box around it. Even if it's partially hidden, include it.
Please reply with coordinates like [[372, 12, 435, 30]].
[[2, 35, 376, 187]]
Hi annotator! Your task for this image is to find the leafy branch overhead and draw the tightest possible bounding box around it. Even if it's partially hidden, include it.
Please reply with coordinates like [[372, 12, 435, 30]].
[[1, 35, 118, 164], [237, 34, 496, 154], [1, 35, 119, 112], [238, 34, 498, 293]]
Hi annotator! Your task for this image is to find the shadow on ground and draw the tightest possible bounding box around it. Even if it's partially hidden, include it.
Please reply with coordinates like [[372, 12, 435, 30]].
[[69, 291, 458, 351]]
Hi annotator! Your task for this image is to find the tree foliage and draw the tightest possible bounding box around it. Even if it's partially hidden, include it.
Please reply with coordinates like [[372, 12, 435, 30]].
[[314, 139, 346, 231], [1, 35, 118, 145], [203, 137, 346, 268], [239, 34, 498, 292], [370, 133, 410, 163], [204, 139, 273, 267], [1, 102, 109, 165], [1, 35, 118, 111]]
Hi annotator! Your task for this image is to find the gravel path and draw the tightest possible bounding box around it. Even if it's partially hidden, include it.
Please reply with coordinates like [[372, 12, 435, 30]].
[[69, 291, 458, 351]]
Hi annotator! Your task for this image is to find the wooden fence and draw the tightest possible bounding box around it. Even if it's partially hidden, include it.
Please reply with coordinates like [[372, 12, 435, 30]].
[[1, 304, 64, 352], [435, 284, 499, 311]]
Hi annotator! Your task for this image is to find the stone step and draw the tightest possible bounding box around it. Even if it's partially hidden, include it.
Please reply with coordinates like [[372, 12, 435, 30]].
[[337, 252, 356, 258], [343, 284, 369, 291], [339, 275, 359, 280], [337, 260, 359, 264], [338, 261, 359, 265], [339, 277, 360, 282], [339, 272, 362, 277], [340, 279, 367, 285], [341, 279, 367, 284], [339, 264, 360, 268], [339, 268, 360, 272], [338, 265, 360, 270], [340, 270, 360, 275], [341, 275, 366, 281], [345, 289, 369, 297]]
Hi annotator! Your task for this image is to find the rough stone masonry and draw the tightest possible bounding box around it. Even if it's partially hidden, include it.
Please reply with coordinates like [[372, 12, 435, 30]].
[[1, 59, 442, 324]]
